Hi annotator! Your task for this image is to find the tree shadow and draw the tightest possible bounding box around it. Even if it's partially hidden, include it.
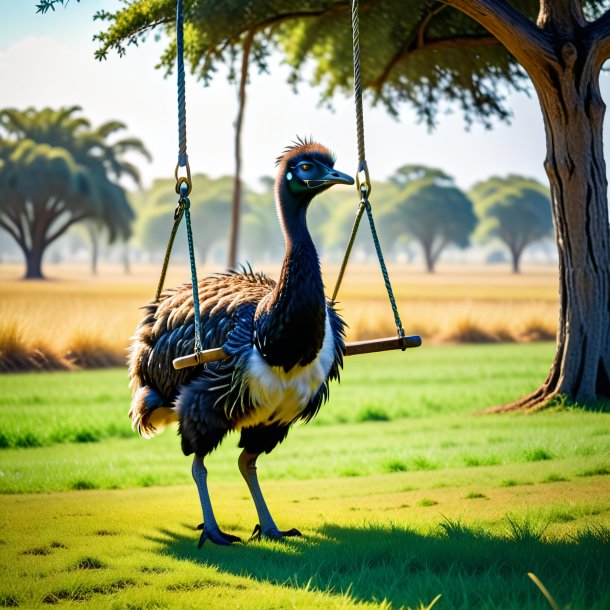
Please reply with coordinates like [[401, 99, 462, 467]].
[[148, 519, 610, 609]]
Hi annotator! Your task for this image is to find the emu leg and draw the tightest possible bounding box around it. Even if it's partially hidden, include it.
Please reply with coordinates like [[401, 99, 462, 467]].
[[192, 455, 241, 547], [238, 449, 301, 540]]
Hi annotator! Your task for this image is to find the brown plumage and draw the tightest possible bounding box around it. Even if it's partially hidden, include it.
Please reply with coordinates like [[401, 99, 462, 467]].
[[129, 270, 275, 436]]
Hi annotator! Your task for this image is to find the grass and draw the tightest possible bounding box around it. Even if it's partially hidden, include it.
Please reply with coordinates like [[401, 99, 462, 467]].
[[0, 355, 608, 608], [1, 478, 609, 608], [1, 344, 610, 495], [0, 264, 559, 371], [0, 271, 609, 609]]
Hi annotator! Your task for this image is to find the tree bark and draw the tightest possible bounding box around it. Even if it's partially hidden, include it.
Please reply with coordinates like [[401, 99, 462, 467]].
[[24, 247, 44, 280], [493, 5, 610, 410], [227, 29, 254, 270], [87, 224, 99, 276]]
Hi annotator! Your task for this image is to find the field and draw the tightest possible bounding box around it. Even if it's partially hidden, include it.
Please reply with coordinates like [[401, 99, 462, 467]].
[[1, 343, 610, 609], [1, 263, 609, 609], [0, 262, 558, 370]]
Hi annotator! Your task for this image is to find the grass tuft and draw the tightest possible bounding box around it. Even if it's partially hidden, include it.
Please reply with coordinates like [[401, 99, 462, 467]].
[[578, 465, 610, 477], [357, 406, 390, 422], [71, 479, 98, 491], [73, 556, 107, 570], [0, 322, 69, 372], [520, 317, 556, 342], [22, 546, 51, 556], [465, 491, 488, 499], [417, 498, 438, 507], [505, 514, 548, 543], [543, 473, 568, 483], [463, 454, 500, 467], [438, 516, 469, 538], [444, 318, 497, 343], [384, 459, 408, 473], [412, 456, 439, 471], [524, 448, 554, 462], [528, 573, 562, 610], [65, 330, 124, 369]]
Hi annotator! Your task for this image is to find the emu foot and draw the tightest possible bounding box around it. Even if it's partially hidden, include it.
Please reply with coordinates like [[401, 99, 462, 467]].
[[249, 523, 302, 542], [196, 523, 242, 547]]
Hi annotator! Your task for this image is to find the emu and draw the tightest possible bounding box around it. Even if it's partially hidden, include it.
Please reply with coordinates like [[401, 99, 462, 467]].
[[128, 139, 354, 546]]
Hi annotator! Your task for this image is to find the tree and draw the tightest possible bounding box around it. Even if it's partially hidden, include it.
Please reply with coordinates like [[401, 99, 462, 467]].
[[0, 106, 149, 278], [135, 173, 233, 264], [387, 165, 476, 272], [88, 0, 610, 407], [240, 177, 284, 262], [470, 176, 553, 273]]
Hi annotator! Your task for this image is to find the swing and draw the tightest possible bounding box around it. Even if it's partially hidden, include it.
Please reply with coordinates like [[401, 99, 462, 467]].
[[160, 0, 422, 371]]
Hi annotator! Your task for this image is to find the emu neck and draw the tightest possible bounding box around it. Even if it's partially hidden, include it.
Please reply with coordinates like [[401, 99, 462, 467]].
[[255, 186, 326, 371]]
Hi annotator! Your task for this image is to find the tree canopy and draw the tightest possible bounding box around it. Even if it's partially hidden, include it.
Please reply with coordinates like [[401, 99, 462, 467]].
[[0, 106, 149, 278], [470, 175, 553, 273], [386, 165, 476, 272]]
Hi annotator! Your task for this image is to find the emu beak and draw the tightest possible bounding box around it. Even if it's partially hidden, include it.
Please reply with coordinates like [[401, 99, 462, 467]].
[[319, 168, 355, 187]]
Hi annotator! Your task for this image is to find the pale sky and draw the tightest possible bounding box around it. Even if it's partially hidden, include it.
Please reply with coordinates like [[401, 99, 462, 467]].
[[0, 0, 609, 193]]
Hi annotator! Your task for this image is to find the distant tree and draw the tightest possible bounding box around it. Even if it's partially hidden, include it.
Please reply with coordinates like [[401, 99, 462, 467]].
[[470, 176, 553, 273], [387, 165, 476, 272], [0, 106, 148, 278], [240, 177, 283, 262], [136, 174, 232, 264]]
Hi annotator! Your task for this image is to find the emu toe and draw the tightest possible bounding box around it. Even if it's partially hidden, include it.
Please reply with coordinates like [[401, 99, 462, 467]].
[[196, 523, 242, 547], [249, 523, 302, 542]]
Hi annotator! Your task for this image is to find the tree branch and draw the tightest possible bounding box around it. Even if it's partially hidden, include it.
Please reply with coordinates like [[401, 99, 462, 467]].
[[44, 212, 90, 246], [418, 4, 446, 49], [420, 34, 500, 52], [0, 215, 25, 249], [373, 12, 500, 92], [373, 5, 440, 92], [440, 0, 555, 72], [589, 9, 610, 69]]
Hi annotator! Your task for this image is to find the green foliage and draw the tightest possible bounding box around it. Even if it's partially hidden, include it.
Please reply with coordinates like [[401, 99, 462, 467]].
[[385, 165, 476, 271], [0, 107, 149, 277], [90, 1, 535, 128], [134, 173, 291, 262], [35, 0, 79, 14], [470, 175, 553, 272]]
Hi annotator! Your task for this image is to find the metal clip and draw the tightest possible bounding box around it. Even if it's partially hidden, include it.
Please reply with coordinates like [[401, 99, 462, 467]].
[[175, 160, 192, 196], [356, 159, 371, 199]]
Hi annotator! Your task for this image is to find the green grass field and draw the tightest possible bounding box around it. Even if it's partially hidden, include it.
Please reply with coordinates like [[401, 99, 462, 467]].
[[1, 344, 610, 609]]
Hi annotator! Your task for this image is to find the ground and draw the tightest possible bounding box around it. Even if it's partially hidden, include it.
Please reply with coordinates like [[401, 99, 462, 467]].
[[1, 343, 609, 609]]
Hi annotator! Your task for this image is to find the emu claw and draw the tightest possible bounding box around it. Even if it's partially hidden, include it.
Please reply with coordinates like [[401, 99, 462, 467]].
[[249, 523, 302, 541], [196, 523, 242, 547]]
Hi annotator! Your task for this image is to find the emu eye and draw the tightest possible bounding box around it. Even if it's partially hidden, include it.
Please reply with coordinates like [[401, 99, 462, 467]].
[[299, 163, 313, 171]]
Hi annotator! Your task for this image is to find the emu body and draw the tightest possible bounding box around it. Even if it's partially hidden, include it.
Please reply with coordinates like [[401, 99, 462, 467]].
[[128, 140, 353, 545]]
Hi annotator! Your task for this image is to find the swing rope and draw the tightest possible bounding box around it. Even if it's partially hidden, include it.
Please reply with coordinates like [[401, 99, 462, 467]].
[[155, 0, 203, 354], [331, 0, 406, 342]]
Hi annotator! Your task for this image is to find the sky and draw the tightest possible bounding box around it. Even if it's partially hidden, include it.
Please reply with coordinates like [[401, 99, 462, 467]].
[[0, 0, 609, 193]]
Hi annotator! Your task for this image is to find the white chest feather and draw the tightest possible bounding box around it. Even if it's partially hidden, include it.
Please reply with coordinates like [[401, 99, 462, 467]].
[[238, 313, 335, 429]]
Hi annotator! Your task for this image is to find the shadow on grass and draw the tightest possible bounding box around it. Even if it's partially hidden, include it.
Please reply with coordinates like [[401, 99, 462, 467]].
[[149, 520, 610, 610]]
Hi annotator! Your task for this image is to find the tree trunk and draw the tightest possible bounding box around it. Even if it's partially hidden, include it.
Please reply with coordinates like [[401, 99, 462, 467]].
[[495, 35, 610, 410], [87, 224, 99, 276], [422, 242, 435, 273], [24, 248, 44, 280], [123, 242, 131, 275], [227, 30, 254, 269], [508, 243, 521, 274]]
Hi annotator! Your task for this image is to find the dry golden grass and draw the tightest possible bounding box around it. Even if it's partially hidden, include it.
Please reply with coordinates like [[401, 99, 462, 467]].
[[0, 262, 558, 369]]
